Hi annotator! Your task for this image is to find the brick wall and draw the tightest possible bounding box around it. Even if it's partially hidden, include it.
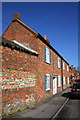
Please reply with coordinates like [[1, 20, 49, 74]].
[[2, 21, 38, 52], [0, 45, 2, 119], [2, 45, 38, 116], [2, 16, 71, 116], [62, 61, 70, 89], [35, 38, 53, 101]]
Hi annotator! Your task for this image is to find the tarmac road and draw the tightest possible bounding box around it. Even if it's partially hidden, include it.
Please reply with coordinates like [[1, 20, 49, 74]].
[[55, 98, 80, 119]]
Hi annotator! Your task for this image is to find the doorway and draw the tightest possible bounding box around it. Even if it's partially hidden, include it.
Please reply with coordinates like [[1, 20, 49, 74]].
[[53, 77, 57, 95]]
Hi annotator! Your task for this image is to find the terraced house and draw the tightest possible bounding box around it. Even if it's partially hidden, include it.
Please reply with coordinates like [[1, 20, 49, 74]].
[[1, 12, 76, 116]]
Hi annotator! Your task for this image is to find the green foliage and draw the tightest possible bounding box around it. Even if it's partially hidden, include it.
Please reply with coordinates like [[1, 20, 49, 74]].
[[16, 109, 22, 112]]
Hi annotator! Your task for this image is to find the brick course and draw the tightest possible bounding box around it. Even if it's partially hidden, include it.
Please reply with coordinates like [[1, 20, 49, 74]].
[[1, 13, 77, 116], [2, 45, 38, 116]]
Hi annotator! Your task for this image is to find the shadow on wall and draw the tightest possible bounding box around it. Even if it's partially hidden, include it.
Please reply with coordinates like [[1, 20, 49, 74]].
[[61, 92, 80, 100]]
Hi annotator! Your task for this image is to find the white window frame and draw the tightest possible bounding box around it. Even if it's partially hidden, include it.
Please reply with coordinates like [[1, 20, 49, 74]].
[[67, 66, 69, 71], [58, 75, 61, 87], [46, 47, 50, 64], [46, 74, 51, 91], [45, 47, 51, 64], [58, 58, 61, 68], [63, 76, 66, 85], [63, 62, 65, 70]]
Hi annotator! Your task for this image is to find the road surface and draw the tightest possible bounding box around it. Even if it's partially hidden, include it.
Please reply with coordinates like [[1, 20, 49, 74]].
[[56, 98, 80, 118]]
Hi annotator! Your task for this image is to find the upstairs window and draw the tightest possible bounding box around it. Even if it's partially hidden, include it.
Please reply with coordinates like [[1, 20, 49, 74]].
[[63, 62, 65, 70], [58, 75, 61, 87], [57, 58, 61, 68], [44, 46, 51, 64], [65, 65, 67, 71], [67, 66, 69, 71]]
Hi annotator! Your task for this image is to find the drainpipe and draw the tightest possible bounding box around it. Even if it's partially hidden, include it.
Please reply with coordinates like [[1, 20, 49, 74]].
[[61, 59, 63, 91]]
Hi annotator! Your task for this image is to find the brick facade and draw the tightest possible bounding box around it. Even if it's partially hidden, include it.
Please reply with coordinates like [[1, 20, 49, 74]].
[[69, 66, 79, 84], [2, 43, 38, 116], [1, 13, 79, 116]]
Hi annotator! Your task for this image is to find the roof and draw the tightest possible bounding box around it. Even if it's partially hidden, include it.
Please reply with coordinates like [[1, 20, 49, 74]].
[[2, 18, 69, 65]]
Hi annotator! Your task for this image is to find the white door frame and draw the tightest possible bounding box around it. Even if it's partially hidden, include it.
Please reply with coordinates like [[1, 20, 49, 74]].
[[53, 77, 57, 95]]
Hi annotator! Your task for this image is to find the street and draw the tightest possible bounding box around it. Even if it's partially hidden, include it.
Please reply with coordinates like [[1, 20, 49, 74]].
[[55, 99, 80, 119]]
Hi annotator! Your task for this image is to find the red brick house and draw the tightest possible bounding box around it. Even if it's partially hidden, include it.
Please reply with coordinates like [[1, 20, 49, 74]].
[[1, 12, 71, 116], [69, 65, 80, 84]]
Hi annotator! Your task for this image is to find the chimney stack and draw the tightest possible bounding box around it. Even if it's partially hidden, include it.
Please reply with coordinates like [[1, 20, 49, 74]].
[[12, 12, 21, 21], [44, 35, 50, 44], [44, 35, 46, 40]]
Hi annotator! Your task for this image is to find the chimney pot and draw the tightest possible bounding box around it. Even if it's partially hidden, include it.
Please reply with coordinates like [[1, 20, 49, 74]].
[[44, 35, 46, 40], [44, 35, 50, 44], [12, 12, 21, 21]]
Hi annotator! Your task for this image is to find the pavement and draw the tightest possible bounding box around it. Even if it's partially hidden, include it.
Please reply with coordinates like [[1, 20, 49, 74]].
[[4, 87, 71, 120]]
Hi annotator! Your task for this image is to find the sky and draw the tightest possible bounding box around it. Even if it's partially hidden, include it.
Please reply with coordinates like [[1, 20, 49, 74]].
[[1, 2, 78, 68]]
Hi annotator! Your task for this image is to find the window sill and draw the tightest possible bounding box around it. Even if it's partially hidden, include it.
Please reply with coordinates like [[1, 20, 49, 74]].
[[44, 61, 51, 65], [58, 86, 61, 88], [46, 89, 50, 91]]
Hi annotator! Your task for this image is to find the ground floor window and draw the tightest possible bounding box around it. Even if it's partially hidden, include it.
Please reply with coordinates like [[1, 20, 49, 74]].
[[44, 74, 51, 91]]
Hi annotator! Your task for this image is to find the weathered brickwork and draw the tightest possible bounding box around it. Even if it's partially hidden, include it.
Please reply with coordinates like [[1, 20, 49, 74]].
[[2, 21, 38, 52], [2, 70, 36, 89], [35, 38, 53, 101], [0, 45, 2, 119], [2, 45, 38, 116], [63, 61, 70, 89], [1, 13, 78, 116], [2, 87, 35, 116]]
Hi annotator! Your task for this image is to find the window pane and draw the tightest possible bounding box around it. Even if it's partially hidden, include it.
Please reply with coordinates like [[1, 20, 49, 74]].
[[58, 58, 61, 68], [46, 74, 50, 90], [63, 62, 65, 70], [46, 48, 50, 64]]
